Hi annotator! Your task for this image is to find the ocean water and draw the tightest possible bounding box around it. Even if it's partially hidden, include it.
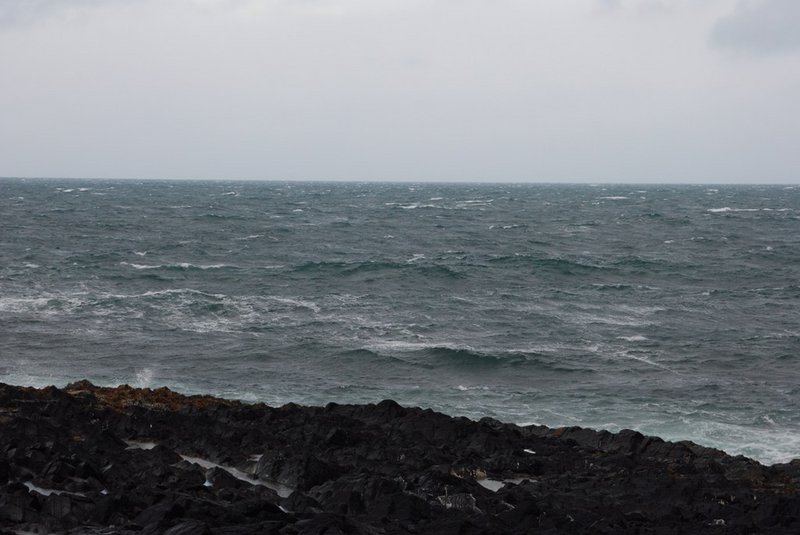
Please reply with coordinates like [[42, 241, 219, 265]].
[[1, 178, 799, 465]]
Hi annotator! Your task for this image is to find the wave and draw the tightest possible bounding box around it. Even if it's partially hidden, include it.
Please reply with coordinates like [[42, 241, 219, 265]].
[[120, 262, 239, 271], [486, 254, 606, 274], [291, 260, 463, 278], [366, 342, 593, 373], [707, 207, 791, 213], [198, 213, 247, 220], [617, 335, 649, 342]]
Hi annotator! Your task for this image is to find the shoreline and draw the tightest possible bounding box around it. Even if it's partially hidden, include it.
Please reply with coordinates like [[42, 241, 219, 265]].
[[1, 381, 798, 533]]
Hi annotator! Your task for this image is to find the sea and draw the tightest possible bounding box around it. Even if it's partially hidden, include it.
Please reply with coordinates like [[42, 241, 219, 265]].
[[1, 178, 799, 465]]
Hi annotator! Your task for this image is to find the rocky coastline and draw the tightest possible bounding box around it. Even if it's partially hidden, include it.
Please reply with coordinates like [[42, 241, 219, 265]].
[[0, 381, 798, 534]]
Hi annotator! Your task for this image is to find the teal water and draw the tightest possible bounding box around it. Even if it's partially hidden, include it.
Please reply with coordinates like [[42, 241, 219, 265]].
[[1, 179, 799, 464]]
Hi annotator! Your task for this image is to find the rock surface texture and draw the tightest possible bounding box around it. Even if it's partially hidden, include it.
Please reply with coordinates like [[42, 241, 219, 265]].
[[0, 381, 798, 534]]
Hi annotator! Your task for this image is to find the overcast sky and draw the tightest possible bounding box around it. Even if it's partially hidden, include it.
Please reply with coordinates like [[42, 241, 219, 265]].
[[1, 0, 798, 182]]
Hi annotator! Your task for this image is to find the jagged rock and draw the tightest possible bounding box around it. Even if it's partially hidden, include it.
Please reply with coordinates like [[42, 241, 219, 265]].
[[204, 466, 245, 489], [0, 381, 798, 534]]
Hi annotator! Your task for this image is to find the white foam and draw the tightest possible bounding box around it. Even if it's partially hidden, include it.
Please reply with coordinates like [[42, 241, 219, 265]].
[[120, 262, 160, 270], [133, 251, 147, 256], [221, 191, 238, 196], [23, 263, 39, 268], [707, 207, 773, 213], [370, 340, 475, 353], [120, 261, 235, 270], [0, 295, 84, 316], [598, 196, 628, 200], [132, 368, 154, 388], [615, 351, 676, 373], [406, 254, 426, 263], [268, 296, 320, 313], [456, 385, 489, 392], [564, 311, 655, 327], [618, 335, 648, 342]]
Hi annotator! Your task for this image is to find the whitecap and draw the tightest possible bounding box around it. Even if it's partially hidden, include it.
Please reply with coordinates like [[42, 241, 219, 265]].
[[707, 207, 763, 213], [0, 295, 84, 315], [23, 263, 39, 269], [760, 415, 776, 425], [120, 262, 160, 270], [120, 261, 235, 270], [267, 296, 320, 313], [615, 351, 676, 373], [133, 251, 147, 256], [456, 385, 489, 391], [221, 191, 238, 196], [406, 254, 426, 263], [370, 340, 475, 353], [598, 196, 628, 200], [618, 335, 648, 342]]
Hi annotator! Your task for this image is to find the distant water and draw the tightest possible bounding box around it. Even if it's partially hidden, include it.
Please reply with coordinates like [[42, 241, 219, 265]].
[[2, 179, 799, 464]]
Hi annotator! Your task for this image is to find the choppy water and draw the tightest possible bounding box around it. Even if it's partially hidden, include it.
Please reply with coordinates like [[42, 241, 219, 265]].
[[2, 178, 799, 464]]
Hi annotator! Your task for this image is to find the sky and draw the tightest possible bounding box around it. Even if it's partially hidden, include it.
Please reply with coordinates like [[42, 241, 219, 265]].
[[0, 0, 798, 183]]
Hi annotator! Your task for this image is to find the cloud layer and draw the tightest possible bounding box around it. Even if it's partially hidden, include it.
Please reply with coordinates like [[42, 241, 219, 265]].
[[711, 0, 800, 55], [0, 0, 798, 182]]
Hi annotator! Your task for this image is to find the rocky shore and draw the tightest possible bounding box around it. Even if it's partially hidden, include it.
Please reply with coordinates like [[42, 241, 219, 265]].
[[0, 381, 798, 534]]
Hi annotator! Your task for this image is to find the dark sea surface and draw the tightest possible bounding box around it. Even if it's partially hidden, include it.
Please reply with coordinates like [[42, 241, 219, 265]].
[[1, 179, 799, 464]]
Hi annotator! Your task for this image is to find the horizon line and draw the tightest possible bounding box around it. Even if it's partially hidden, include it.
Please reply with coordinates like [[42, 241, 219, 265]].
[[1, 176, 798, 186]]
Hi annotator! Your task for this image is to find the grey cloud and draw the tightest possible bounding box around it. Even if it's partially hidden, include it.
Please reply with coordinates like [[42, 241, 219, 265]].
[[0, 0, 132, 28], [711, 0, 800, 55]]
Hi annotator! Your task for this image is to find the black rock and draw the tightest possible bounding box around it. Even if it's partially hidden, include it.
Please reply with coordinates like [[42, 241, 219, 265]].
[[0, 381, 798, 534]]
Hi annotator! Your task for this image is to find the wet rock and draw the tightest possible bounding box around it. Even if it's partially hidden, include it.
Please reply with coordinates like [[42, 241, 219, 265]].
[[163, 519, 210, 535], [0, 381, 798, 534], [204, 466, 245, 489]]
